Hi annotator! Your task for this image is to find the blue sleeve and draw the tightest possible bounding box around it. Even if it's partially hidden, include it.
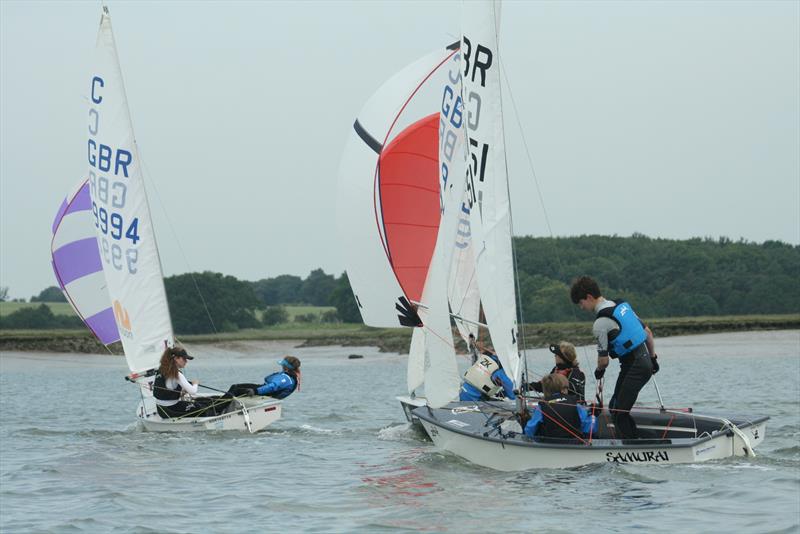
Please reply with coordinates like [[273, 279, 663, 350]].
[[494, 369, 516, 400], [577, 404, 598, 436], [524, 408, 543, 437], [255, 375, 280, 396]]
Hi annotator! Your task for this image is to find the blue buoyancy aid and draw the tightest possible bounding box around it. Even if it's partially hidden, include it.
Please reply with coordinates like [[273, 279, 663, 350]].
[[597, 301, 648, 358], [256, 371, 297, 399]]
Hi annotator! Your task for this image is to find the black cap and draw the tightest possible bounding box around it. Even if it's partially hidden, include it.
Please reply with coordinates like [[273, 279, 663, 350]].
[[548, 344, 563, 358], [172, 348, 194, 360]]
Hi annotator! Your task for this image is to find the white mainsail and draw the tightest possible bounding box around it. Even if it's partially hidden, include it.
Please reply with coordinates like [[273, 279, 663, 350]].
[[462, 0, 520, 383], [88, 7, 173, 373]]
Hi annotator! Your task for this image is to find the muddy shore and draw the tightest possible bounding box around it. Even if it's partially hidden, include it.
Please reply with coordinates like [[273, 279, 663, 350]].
[[1, 315, 797, 355]]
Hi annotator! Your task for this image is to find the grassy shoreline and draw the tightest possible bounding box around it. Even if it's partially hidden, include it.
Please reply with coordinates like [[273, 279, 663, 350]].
[[1, 314, 797, 355]]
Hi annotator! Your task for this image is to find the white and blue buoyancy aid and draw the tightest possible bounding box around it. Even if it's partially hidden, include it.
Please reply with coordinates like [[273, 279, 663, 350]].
[[597, 301, 647, 358], [463, 354, 503, 397]]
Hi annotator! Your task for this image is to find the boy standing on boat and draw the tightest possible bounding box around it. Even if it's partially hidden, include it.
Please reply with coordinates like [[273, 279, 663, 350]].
[[570, 276, 658, 440]]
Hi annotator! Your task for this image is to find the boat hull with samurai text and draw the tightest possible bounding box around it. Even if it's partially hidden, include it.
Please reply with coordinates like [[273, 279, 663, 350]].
[[414, 401, 768, 471]]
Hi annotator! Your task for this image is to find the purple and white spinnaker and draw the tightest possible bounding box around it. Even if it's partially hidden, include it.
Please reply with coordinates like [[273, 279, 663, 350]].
[[51, 179, 119, 345]]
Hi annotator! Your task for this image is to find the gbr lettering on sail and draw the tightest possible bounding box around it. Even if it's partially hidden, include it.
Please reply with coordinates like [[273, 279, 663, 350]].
[[461, 36, 493, 208], [87, 75, 140, 275]]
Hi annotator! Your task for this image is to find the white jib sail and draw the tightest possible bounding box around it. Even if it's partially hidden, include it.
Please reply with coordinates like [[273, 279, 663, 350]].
[[88, 8, 174, 373], [442, 47, 481, 344], [462, 0, 520, 383], [414, 50, 477, 408], [337, 48, 453, 327], [407, 327, 426, 394]]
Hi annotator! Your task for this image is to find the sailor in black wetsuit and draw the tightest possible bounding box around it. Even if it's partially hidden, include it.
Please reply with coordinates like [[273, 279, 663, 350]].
[[571, 276, 659, 440]]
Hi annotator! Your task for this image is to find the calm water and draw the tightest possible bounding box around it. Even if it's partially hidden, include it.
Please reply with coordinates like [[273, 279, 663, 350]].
[[1, 331, 798, 533]]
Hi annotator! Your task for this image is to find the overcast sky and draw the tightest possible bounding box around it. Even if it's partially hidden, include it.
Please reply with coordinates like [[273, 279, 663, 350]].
[[1, 0, 798, 300]]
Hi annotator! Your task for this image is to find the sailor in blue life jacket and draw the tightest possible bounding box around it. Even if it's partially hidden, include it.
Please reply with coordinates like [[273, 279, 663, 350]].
[[459, 342, 516, 402], [524, 373, 597, 440], [571, 276, 659, 439], [226, 356, 302, 400]]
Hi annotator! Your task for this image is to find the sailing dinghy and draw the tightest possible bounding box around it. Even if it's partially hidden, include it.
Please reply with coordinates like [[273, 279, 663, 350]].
[[410, 0, 769, 469], [50, 7, 281, 433]]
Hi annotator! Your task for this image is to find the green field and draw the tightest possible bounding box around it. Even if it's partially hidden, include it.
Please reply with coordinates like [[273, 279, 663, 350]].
[[278, 305, 336, 321], [0, 301, 335, 321], [0, 301, 74, 316]]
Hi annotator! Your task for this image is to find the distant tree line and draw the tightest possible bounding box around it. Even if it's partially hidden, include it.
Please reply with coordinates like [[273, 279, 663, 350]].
[[3, 235, 797, 332], [514, 235, 799, 323]]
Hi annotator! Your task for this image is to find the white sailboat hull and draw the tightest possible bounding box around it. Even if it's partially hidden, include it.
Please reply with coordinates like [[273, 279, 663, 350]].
[[415, 403, 768, 471], [137, 396, 283, 433]]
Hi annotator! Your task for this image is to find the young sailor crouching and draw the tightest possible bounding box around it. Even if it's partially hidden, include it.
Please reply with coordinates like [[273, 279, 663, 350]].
[[524, 373, 597, 441], [459, 342, 516, 402], [226, 356, 301, 399]]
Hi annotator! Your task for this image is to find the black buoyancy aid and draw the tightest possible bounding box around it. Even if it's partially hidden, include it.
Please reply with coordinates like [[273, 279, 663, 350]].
[[596, 300, 648, 358], [153, 372, 181, 401], [555, 367, 586, 403], [537, 396, 582, 440]]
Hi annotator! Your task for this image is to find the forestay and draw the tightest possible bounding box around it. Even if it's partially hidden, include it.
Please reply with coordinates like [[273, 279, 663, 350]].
[[462, 1, 520, 383], [88, 8, 173, 373], [51, 179, 119, 345]]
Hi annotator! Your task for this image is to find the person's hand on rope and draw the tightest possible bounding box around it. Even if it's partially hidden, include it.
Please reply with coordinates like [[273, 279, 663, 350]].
[[594, 367, 606, 380], [651, 354, 660, 374]]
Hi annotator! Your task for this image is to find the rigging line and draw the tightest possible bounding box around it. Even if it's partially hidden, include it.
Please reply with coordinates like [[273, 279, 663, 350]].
[[138, 155, 219, 338], [498, 56, 597, 383], [495, 45, 527, 391]]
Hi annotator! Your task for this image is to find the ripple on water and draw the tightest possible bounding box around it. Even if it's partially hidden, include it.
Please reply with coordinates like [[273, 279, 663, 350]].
[[2, 336, 799, 533], [376, 422, 429, 443]]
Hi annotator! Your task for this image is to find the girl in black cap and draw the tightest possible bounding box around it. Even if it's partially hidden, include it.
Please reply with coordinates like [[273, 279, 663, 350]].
[[527, 341, 586, 403]]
